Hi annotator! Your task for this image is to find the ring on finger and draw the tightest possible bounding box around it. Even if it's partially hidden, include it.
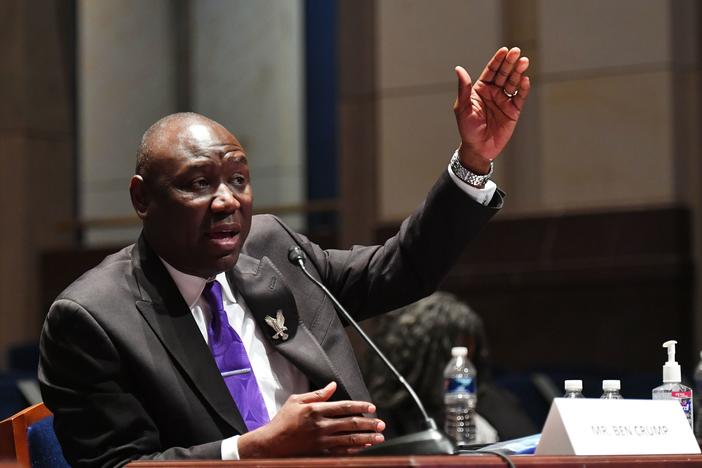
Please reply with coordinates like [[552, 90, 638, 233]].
[[503, 87, 518, 98]]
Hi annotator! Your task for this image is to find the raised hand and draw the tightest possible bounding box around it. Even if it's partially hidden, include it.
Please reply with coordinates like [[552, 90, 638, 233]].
[[453, 47, 531, 173], [237, 382, 385, 457]]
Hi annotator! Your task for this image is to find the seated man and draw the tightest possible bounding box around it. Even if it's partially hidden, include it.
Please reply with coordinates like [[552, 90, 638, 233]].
[[38, 47, 530, 466]]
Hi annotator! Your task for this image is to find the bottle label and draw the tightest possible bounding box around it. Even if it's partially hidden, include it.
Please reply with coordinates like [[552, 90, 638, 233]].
[[672, 391, 693, 417], [672, 390, 692, 399], [445, 377, 476, 394]]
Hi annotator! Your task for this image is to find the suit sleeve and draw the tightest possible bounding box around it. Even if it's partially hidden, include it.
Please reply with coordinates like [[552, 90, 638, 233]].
[[306, 170, 503, 321], [39, 299, 222, 468]]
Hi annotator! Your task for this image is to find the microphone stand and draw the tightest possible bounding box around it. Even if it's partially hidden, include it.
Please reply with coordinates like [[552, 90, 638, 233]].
[[288, 247, 455, 455]]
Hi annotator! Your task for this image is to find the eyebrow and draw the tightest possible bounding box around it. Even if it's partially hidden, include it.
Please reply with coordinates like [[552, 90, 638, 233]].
[[187, 151, 248, 165], [227, 154, 248, 165]]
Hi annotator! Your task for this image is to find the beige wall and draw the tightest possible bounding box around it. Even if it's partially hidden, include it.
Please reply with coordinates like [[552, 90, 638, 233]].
[[537, 0, 676, 212], [79, 0, 177, 245], [0, 0, 75, 364], [78, 0, 306, 245], [190, 0, 305, 230], [368, 0, 702, 349], [1, 0, 701, 366], [376, 0, 502, 222], [374, 0, 698, 221]]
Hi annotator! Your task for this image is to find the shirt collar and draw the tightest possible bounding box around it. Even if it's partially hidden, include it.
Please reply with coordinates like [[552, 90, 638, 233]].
[[160, 258, 237, 307]]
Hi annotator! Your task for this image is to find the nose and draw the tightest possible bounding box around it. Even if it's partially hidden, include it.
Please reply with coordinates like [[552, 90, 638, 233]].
[[211, 182, 240, 213]]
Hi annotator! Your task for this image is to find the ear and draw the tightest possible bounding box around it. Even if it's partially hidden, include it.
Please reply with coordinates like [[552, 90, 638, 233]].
[[129, 175, 149, 219]]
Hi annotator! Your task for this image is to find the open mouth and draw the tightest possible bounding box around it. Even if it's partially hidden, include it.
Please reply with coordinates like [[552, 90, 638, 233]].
[[207, 231, 237, 240], [205, 226, 241, 250]]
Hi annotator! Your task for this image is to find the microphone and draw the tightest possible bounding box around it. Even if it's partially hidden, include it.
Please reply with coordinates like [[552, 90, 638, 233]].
[[287, 246, 455, 455]]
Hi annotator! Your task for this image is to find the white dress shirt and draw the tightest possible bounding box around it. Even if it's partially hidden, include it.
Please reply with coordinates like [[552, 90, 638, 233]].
[[447, 151, 497, 204], [161, 261, 309, 460]]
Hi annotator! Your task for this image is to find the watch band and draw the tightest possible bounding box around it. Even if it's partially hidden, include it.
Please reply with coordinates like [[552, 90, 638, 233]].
[[450, 150, 493, 188]]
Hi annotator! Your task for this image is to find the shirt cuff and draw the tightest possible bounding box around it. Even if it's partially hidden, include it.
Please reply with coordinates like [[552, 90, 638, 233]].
[[221, 435, 241, 460], [447, 163, 497, 206]]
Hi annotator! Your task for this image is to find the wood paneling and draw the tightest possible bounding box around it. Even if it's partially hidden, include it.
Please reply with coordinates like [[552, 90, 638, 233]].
[[376, 207, 694, 374]]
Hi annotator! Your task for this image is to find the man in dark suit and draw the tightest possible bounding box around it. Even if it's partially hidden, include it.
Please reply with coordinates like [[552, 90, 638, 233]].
[[39, 47, 530, 466]]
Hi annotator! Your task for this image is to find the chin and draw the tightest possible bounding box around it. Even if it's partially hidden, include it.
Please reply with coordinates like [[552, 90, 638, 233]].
[[212, 252, 240, 274]]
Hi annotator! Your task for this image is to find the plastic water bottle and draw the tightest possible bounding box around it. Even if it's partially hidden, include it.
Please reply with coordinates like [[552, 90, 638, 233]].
[[600, 380, 623, 399], [443, 346, 477, 446], [693, 351, 702, 437], [563, 379, 584, 398]]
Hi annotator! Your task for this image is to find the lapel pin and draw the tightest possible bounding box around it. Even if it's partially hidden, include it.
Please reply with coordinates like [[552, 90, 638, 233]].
[[265, 310, 289, 341]]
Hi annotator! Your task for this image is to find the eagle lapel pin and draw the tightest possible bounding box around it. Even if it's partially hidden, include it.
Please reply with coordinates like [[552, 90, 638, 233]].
[[264, 310, 289, 341]]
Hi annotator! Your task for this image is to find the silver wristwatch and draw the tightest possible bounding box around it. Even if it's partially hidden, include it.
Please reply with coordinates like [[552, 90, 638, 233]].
[[450, 151, 493, 188]]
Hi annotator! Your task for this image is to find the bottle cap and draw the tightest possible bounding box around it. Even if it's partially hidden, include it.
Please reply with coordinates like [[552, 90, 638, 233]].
[[602, 379, 620, 391], [451, 346, 468, 357], [564, 379, 583, 392], [662, 340, 681, 383]]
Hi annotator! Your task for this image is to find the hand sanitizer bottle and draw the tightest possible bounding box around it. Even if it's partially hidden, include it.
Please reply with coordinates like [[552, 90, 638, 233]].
[[652, 340, 693, 430]]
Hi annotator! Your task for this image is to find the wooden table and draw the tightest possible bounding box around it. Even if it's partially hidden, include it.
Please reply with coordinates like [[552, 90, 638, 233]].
[[129, 453, 702, 467]]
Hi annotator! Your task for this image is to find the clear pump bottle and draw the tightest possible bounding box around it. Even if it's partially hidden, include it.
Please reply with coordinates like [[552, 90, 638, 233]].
[[652, 340, 693, 430]]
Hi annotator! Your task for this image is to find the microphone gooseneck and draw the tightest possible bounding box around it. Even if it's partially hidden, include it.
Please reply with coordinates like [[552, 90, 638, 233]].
[[286, 246, 454, 455]]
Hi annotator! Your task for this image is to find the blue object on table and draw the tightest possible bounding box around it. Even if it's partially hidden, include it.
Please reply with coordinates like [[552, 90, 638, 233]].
[[477, 433, 541, 455]]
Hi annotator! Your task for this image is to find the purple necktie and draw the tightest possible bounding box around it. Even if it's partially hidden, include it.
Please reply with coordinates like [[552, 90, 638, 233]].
[[203, 280, 269, 431]]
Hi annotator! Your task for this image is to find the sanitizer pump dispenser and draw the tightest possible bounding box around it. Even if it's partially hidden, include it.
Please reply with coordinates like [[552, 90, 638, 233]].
[[652, 340, 693, 429]]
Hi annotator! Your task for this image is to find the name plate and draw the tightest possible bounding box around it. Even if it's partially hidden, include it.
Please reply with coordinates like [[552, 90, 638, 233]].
[[536, 398, 700, 455]]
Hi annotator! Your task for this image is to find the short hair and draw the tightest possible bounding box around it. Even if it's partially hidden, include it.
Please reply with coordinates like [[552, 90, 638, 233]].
[[135, 112, 210, 177]]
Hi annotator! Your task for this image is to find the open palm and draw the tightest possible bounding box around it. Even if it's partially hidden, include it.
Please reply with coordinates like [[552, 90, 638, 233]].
[[454, 47, 531, 172]]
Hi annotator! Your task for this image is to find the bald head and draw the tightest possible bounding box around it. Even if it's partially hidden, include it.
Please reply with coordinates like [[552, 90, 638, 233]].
[[135, 112, 230, 179], [129, 112, 252, 278]]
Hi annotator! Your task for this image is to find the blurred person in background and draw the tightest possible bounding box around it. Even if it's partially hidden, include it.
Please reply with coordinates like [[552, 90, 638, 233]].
[[364, 291, 537, 442]]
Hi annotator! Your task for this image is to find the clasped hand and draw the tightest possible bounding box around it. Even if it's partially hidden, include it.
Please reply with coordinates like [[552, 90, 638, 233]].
[[238, 382, 385, 457]]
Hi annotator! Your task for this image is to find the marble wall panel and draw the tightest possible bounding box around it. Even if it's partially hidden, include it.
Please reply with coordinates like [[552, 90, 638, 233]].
[[25, 137, 76, 249], [190, 0, 305, 229], [376, 0, 506, 223], [539, 0, 671, 74], [338, 0, 378, 247], [0, 1, 77, 364], [79, 0, 177, 244], [540, 71, 674, 210], [82, 188, 139, 246], [378, 88, 460, 222], [377, 0, 501, 91], [23, 0, 74, 135]]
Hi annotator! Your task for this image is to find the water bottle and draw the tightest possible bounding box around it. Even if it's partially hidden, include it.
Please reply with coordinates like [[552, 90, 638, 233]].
[[600, 380, 623, 399], [563, 379, 584, 398], [443, 346, 477, 446], [694, 351, 702, 437]]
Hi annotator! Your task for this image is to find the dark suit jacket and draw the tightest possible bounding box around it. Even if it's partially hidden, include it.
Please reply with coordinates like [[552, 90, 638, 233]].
[[38, 172, 502, 467]]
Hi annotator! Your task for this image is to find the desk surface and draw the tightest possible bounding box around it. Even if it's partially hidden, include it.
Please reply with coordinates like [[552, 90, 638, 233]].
[[129, 453, 702, 467]]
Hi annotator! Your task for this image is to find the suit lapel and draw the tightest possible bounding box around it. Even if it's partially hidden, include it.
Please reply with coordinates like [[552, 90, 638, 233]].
[[229, 255, 351, 400], [131, 236, 247, 435]]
